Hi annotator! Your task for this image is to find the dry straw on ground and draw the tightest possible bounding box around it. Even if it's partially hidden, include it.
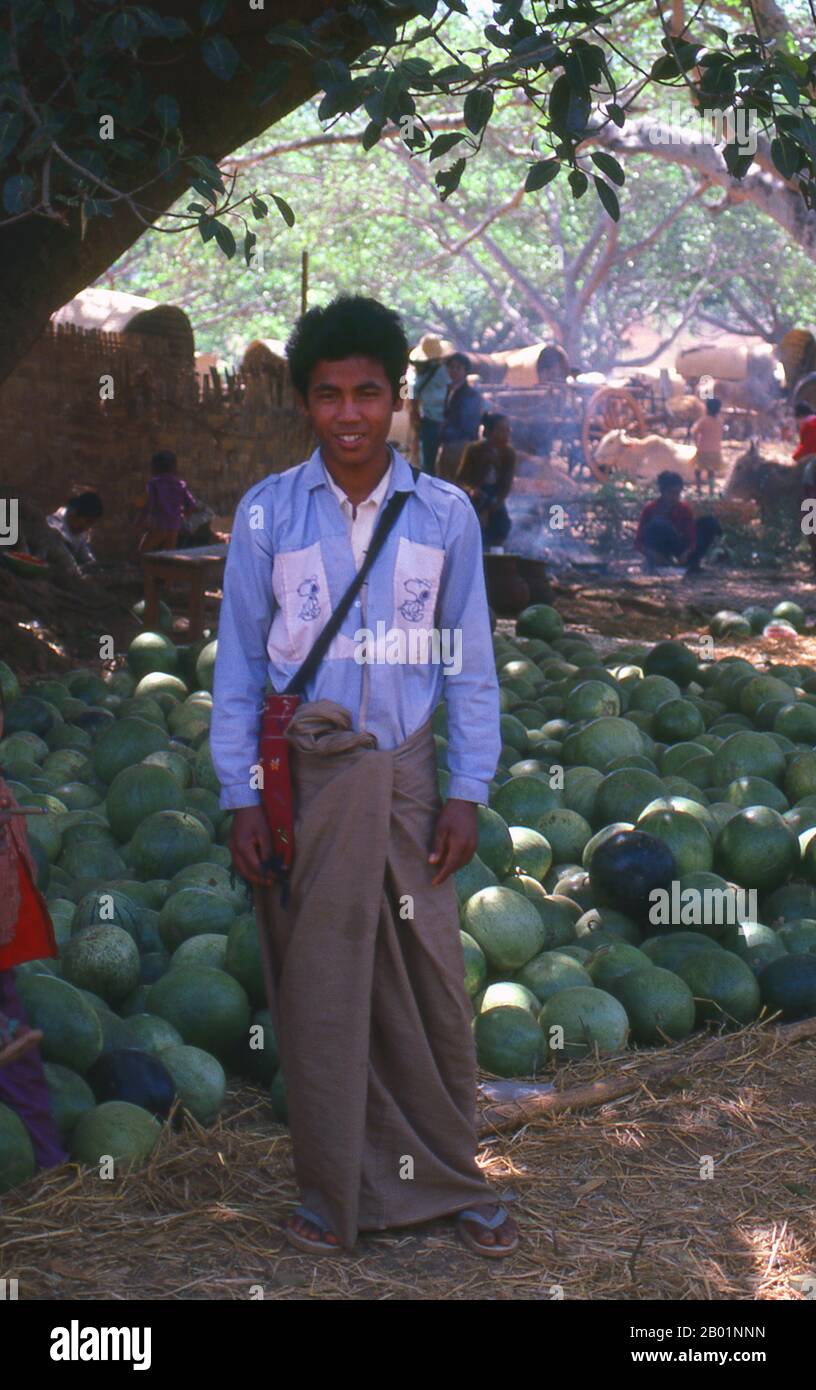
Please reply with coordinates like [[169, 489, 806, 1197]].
[[3, 1023, 816, 1301]]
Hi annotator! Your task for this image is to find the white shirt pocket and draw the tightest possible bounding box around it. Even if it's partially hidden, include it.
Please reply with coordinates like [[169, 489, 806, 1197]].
[[391, 536, 445, 639], [267, 541, 330, 664]]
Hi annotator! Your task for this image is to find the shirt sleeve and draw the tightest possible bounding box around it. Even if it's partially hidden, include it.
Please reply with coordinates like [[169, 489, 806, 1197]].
[[209, 489, 276, 810], [435, 494, 501, 803]]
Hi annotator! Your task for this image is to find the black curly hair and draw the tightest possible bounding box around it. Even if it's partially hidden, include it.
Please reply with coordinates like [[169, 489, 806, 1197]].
[[286, 294, 409, 401]]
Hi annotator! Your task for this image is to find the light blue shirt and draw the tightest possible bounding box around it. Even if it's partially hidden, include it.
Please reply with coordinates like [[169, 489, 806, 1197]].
[[210, 447, 501, 810]]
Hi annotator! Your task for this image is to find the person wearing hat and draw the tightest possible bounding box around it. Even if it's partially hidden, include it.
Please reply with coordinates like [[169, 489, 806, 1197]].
[[408, 334, 453, 475]]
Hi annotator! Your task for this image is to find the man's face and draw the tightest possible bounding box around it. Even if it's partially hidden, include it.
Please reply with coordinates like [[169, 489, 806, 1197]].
[[301, 355, 399, 471], [447, 358, 467, 387], [67, 512, 92, 534], [661, 485, 683, 506]]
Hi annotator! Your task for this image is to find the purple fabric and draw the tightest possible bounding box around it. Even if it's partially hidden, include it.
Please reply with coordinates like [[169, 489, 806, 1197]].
[[146, 475, 196, 529], [0, 970, 68, 1169]]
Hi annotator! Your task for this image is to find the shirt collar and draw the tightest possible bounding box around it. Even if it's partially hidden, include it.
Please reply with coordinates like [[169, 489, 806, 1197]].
[[303, 444, 417, 500]]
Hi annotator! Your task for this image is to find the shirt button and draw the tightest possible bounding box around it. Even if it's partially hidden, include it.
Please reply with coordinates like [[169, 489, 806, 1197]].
[[354, 600, 361, 608]]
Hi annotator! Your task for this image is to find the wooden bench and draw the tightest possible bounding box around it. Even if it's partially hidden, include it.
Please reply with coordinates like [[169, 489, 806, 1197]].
[[141, 543, 227, 641]]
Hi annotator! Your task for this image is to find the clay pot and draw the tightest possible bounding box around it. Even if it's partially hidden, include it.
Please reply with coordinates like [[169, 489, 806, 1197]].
[[483, 554, 530, 616], [515, 557, 551, 604]]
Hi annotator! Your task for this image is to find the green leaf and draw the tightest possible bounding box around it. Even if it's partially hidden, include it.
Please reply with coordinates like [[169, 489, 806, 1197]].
[[605, 103, 625, 128], [272, 193, 295, 227], [429, 131, 465, 160], [243, 229, 257, 267], [593, 176, 619, 220], [771, 136, 801, 178], [250, 196, 268, 219], [154, 95, 180, 131], [568, 168, 588, 198], [722, 145, 754, 179], [707, 24, 730, 43], [187, 202, 208, 213], [200, 0, 227, 27], [2, 173, 34, 215], [191, 177, 218, 203], [199, 214, 217, 242], [362, 120, 384, 151], [112, 12, 140, 51], [435, 156, 466, 201], [187, 155, 226, 194], [775, 70, 801, 107], [201, 33, 241, 82], [0, 112, 23, 161], [254, 59, 292, 105], [590, 151, 625, 186], [213, 221, 236, 258], [463, 87, 494, 135], [525, 159, 559, 192]]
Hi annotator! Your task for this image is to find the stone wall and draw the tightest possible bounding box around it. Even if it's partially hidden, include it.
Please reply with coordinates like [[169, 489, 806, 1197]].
[[0, 321, 314, 560]]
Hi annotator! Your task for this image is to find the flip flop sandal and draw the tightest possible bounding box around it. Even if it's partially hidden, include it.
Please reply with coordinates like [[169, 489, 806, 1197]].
[[0, 1018, 44, 1068], [457, 1205, 519, 1259], [283, 1205, 343, 1256]]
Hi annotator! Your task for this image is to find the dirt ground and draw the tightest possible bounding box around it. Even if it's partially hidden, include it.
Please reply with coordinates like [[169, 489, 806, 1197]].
[[3, 1026, 815, 1302]]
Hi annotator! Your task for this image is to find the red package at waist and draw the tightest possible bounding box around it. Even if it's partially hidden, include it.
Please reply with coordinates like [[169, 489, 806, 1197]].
[[258, 693, 300, 881]]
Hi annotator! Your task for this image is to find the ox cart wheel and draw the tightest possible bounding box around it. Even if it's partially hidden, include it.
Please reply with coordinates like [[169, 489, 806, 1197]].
[[582, 387, 647, 480]]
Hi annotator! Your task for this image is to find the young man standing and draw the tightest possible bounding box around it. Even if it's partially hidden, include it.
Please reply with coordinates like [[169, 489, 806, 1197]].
[[210, 295, 517, 1258], [437, 353, 483, 483]]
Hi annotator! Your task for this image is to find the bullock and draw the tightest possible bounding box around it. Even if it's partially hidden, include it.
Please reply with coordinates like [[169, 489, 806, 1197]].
[[594, 429, 699, 483]]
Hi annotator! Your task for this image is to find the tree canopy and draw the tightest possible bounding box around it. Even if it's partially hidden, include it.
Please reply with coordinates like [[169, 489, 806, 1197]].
[[1, 0, 815, 378]]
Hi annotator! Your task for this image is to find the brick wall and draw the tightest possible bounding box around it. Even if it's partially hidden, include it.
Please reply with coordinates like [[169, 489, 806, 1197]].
[[0, 322, 314, 560]]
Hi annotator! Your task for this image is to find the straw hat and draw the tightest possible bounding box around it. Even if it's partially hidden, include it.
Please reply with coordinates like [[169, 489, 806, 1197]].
[[410, 333, 455, 363]]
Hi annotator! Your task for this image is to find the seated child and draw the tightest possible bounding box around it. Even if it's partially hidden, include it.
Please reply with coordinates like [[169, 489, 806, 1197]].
[[635, 470, 722, 575]]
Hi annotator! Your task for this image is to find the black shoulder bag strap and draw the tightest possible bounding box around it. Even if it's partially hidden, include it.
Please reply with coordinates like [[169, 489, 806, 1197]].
[[283, 464, 420, 697]]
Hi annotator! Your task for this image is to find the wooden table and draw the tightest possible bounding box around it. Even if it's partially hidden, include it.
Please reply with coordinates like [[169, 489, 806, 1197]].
[[141, 543, 227, 640]]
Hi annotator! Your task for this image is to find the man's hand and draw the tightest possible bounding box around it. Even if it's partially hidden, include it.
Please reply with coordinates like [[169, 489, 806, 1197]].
[[229, 805, 276, 887], [429, 798, 478, 887]]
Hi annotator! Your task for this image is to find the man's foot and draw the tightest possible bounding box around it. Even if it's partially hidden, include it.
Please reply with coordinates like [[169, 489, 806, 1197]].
[[457, 1204, 519, 1258], [283, 1208, 342, 1255]]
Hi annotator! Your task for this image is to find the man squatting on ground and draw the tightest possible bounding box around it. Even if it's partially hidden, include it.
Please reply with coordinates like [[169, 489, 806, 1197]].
[[210, 295, 518, 1257]]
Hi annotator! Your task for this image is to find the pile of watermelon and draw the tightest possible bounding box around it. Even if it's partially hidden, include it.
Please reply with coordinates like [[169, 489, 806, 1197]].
[[0, 627, 287, 1194], [443, 603, 816, 1079], [6, 595, 816, 1191]]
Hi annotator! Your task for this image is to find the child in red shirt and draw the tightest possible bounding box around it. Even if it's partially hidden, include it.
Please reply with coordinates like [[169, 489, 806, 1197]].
[[635, 471, 722, 575]]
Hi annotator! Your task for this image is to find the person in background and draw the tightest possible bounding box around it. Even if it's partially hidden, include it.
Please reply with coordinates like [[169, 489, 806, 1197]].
[[46, 492, 103, 573], [794, 402, 816, 572], [0, 687, 68, 1168], [436, 353, 483, 483], [635, 470, 722, 576], [137, 450, 198, 553], [407, 335, 451, 475], [793, 400, 816, 461], [456, 412, 515, 550], [690, 397, 724, 496]]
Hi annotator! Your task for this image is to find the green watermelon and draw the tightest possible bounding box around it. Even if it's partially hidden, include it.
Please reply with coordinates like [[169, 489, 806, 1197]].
[[92, 718, 169, 786], [16, 975, 103, 1073], [158, 887, 235, 951], [129, 811, 211, 879], [105, 764, 186, 843], [160, 1043, 226, 1125], [71, 1101, 161, 1169], [473, 1006, 543, 1077], [0, 1103, 37, 1193], [146, 966, 251, 1060], [61, 926, 140, 1005], [224, 915, 265, 1007], [195, 641, 218, 692], [43, 1062, 96, 1140], [127, 631, 178, 679]]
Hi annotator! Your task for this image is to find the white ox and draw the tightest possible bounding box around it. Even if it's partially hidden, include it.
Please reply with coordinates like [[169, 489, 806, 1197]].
[[594, 429, 698, 483]]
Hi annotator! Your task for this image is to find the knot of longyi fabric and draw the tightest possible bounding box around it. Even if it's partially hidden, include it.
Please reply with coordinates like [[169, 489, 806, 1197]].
[[285, 700, 380, 757]]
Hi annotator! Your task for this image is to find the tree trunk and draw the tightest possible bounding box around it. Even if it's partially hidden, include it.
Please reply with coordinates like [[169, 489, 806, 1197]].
[[583, 118, 816, 264], [0, 2, 416, 386]]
